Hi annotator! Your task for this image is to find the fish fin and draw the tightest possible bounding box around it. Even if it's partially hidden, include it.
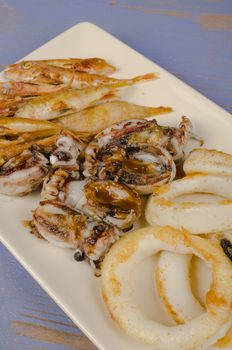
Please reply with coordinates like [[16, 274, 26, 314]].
[[107, 72, 158, 89], [38, 75, 60, 85], [52, 101, 70, 111], [132, 72, 159, 83], [100, 90, 118, 101], [147, 106, 173, 116]]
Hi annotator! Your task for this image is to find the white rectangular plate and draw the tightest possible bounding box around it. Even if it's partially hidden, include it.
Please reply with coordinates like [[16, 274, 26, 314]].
[[0, 22, 232, 350]]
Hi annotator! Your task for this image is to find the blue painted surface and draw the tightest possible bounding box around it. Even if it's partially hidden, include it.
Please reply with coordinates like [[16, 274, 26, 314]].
[[0, 0, 231, 349], [0, 245, 90, 350]]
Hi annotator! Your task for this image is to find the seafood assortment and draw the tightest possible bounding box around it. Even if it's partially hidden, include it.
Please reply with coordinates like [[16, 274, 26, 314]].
[[1, 56, 232, 350]]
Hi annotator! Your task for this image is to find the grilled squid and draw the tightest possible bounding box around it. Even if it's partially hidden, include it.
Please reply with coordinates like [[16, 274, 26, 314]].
[[32, 200, 121, 269], [79, 180, 141, 230], [41, 130, 84, 200], [49, 130, 84, 179], [84, 117, 191, 165], [91, 144, 175, 194], [0, 149, 49, 196], [83, 118, 192, 194], [42, 172, 141, 230], [42, 169, 86, 209], [41, 168, 71, 200]]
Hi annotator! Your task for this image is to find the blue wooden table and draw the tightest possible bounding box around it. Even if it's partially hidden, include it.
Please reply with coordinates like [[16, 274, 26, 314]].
[[0, 1, 231, 349]]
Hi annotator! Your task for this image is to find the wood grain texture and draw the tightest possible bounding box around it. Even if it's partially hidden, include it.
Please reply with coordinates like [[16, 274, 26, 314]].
[[23, 306, 72, 319], [197, 14, 232, 30], [123, 6, 189, 18], [11, 321, 95, 350], [0, 1, 21, 34], [20, 313, 78, 330]]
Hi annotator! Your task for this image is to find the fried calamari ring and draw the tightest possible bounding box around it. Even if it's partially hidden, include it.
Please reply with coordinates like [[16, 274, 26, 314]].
[[146, 174, 232, 234], [156, 250, 232, 348], [156, 252, 204, 325], [184, 148, 232, 176], [101, 226, 232, 350]]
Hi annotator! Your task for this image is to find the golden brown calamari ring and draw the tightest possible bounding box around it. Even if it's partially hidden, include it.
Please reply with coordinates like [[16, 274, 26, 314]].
[[184, 148, 232, 176], [101, 226, 232, 350], [156, 250, 232, 348], [146, 174, 232, 234]]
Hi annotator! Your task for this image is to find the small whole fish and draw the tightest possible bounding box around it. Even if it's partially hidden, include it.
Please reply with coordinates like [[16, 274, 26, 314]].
[[5, 62, 157, 90], [0, 118, 61, 146], [55, 68, 157, 90], [20, 64, 157, 89], [0, 134, 57, 166], [6, 57, 116, 77], [0, 117, 61, 135], [56, 101, 173, 134], [4, 63, 57, 84], [0, 96, 23, 117], [0, 81, 68, 97], [15, 85, 118, 120]]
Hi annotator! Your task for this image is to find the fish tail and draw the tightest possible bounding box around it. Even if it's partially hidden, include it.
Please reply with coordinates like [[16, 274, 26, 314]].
[[146, 106, 173, 116], [131, 72, 159, 84], [100, 90, 118, 101], [109, 72, 159, 88]]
